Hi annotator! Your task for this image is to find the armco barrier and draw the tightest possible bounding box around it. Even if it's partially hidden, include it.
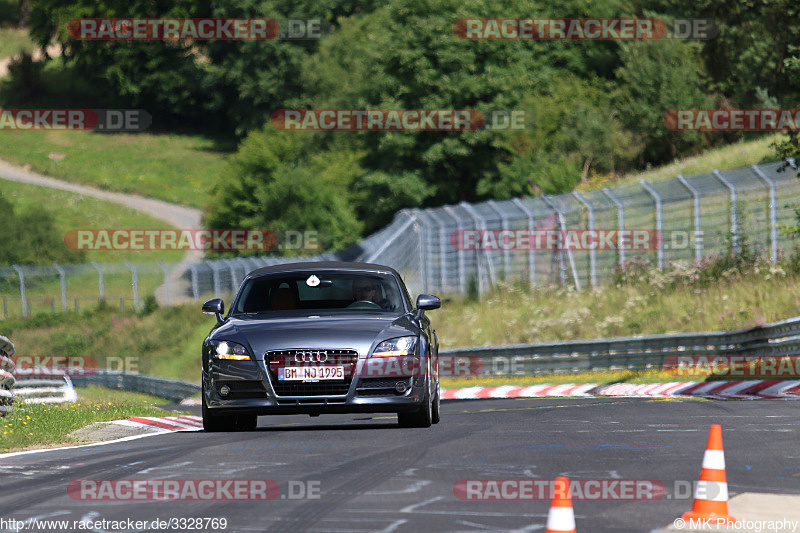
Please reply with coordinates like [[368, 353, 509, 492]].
[[439, 315, 800, 375], [0, 335, 15, 415], [13, 376, 77, 404], [59, 314, 800, 401], [70, 371, 201, 403]]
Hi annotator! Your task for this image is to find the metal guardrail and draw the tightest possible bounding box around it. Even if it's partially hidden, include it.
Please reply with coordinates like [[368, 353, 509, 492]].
[[71, 371, 201, 403], [46, 314, 800, 403], [13, 376, 77, 404], [440, 315, 800, 375], [0, 335, 15, 415]]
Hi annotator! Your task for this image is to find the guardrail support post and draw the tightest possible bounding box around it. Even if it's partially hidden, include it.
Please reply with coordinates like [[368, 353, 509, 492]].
[[713, 169, 739, 255], [53, 262, 67, 311], [511, 198, 537, 285], [11, 265, 27, 318], [752, 164, 778, 265], [125, 261, 139, 311], [157, 261, 170, 306], [572, 192, 597, 287], [676, 174, 703, 262], [602, 188, 626, 266], [443, 206, 467, 294], [90, 261, 105, 302], [639, 180, 664, 270], [461, 202, 497, 296], [487, 200, 512, 282], [541, 196, 581, 290], [189, 265, 200, 301]]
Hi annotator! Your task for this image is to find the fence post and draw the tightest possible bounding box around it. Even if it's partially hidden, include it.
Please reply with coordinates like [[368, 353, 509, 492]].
[[676, 174, 703, 262], [751, 164, 778, 265], [411, 211, 429, 294], [90, 261, 105, 302], [223, 259, 238, 295], [125, 261, 139, 311], [602, 188, 626, 266], [158, 261, 170, 306], [541, 196, 581, 290], [572, 192, 597, 287], [639, 180, 664, 270], [713, 169, 739, 255], [208, 261, 222, 299], [189, 264, 200, 301], [425, 210, 449, 294], [487, 200, 511, 281], [11, 265, 27, 318], [460, 202, 497, 295], [443, 206, 467, 294], [53, 262, 67, 311], [511, 198, 536, 285]]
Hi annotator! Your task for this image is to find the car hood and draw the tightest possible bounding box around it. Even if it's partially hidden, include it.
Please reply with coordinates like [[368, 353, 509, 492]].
[[211, 313, 420, 356]]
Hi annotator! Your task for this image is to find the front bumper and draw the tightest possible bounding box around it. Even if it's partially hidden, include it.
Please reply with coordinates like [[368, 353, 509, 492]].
[[203, 358, 429, 416]]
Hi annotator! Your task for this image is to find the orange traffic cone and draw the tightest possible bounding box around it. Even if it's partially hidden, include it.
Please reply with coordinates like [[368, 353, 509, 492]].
[[682, 424, 736, 523], [546, 476, 576, 533]]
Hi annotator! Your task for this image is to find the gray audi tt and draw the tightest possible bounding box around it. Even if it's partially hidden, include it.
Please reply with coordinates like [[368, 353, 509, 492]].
[[201, 261, 441, 431]]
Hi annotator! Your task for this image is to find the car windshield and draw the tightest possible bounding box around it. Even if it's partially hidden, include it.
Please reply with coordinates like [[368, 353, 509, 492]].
[[232, 271, 407, 315]]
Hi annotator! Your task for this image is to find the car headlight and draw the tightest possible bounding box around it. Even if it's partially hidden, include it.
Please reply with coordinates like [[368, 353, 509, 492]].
[[372, 336, 417, 357], [210, 340, 251, 361]]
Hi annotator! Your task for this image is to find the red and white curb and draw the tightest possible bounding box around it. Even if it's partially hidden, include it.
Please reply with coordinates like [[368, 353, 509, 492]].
[[112, 416, 203, 432], [441, 380, 800, 400]]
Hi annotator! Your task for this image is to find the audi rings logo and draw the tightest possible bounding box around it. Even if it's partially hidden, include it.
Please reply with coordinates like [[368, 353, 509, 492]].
[[294, 351, 328, 363]]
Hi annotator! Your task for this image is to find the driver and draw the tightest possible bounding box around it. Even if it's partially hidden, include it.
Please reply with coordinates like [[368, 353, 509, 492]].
[[352, 279, 390, 309]]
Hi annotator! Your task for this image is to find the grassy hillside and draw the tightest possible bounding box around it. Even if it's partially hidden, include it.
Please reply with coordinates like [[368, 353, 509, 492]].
[[0, 131, 234, 208]]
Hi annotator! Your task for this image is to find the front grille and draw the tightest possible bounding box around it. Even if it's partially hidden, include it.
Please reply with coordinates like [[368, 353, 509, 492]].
[[266, 349, 358, 396], [356, 377, 411, 397]]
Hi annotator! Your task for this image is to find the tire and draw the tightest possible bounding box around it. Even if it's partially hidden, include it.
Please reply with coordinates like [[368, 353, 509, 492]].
[[235, 414, 258, 431], [431, 384, 440, 425], [202, 384, 235, 432], [397, 384, 433, 428]]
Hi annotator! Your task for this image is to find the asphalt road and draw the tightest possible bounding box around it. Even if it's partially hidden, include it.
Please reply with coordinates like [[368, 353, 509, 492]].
[[1, 397, 799, 533]]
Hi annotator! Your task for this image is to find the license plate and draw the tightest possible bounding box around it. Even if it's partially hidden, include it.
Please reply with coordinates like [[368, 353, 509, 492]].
[[278, 365, 344, 381]]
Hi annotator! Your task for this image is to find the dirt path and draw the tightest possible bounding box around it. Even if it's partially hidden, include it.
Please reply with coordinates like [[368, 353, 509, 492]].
[[0, 158, 204, 305], [0, 44, 60, 78]]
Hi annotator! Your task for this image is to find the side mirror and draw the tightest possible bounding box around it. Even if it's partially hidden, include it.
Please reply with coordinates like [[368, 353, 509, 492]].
[[415, 294, 440, 319], [202, 298, 225, 323]]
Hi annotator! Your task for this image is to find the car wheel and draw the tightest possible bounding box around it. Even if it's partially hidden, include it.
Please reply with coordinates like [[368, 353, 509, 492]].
[[397, 384, 432, 428], [431, 384, 440, 425], [202, 384, 235, 432], [235, 414, 258, 431]]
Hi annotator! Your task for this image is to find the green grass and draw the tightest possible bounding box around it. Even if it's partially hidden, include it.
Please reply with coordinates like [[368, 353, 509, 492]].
[[0, 386, 173, 453], [434, 268, 799, 347], [0, 130, 234, 208], [0, 303, 214, 382], [579, 134, 782, 192], [0, 28, 33, 59], [1, 179, 184, 264]]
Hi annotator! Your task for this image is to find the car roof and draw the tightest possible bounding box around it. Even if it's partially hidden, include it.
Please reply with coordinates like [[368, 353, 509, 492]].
[[246, 261, 403, 279]]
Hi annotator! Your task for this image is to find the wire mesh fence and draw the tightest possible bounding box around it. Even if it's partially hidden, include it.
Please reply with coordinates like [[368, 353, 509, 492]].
[[1, 160, 799, 317]]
